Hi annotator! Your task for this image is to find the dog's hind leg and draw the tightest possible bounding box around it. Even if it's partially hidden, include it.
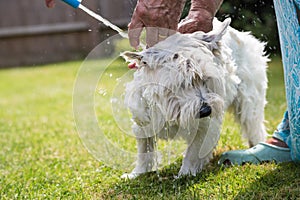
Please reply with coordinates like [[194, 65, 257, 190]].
[[233, 86, 268, 147]]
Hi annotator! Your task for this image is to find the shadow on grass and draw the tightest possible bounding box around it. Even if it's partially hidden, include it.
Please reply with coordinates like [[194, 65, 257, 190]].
[[234, 162, 300, 199], [102, 158, 300, 199], [102, 157, 223, 199]]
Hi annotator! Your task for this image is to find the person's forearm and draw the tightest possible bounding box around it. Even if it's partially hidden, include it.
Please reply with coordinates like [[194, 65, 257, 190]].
[[136, 0, 186, 29], [190, 0, 223, 16]]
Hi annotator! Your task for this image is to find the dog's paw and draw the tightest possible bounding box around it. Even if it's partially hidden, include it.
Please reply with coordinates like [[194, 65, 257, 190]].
[[121, 173, 140, 180], [178, 164, 202, 178], [177, 170, 196, 178]]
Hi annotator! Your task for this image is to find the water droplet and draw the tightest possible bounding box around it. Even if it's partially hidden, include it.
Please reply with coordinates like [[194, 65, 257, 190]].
[[110, 98, 118, 103], [98, 88, 107, 96]]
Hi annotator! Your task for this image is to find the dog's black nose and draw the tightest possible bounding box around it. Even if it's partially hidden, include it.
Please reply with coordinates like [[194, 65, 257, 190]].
[[196, 103, 212, 118]]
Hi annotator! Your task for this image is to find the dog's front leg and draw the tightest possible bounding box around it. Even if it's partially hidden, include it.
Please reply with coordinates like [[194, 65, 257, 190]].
[[121, 137, 155, 179], [134, 137, 155, 173], [178, 134, 210, 177], [178, 120, 214, 177]]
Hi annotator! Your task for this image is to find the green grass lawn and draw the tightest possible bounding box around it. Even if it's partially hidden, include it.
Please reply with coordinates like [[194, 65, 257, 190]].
[[0, 57, 299, 199]]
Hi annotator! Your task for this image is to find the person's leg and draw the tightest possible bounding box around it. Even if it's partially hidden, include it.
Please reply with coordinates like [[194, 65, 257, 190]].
[[273, 0, 300, 162]]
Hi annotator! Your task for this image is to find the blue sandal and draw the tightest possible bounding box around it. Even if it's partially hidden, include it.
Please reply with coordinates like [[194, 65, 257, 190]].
[[218, 142, 292, 166]]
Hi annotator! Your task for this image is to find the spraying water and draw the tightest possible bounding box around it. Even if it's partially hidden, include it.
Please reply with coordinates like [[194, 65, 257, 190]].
[[60, 0, 146, 48], [78, 4, 129, 39]]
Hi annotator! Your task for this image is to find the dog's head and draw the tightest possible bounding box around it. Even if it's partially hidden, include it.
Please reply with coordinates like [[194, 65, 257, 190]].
[[122, 19, 232, 120], [122, 18, 231, 69]]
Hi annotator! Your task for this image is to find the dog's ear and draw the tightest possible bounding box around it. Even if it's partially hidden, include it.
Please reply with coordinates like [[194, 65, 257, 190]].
[[202, 18, 231, 43], [193, 18, 231, 50], [121, 51, 143, 61]]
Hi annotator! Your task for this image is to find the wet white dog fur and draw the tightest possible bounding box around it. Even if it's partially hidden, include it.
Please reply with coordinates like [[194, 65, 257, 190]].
[[121, 18, 269, 179]]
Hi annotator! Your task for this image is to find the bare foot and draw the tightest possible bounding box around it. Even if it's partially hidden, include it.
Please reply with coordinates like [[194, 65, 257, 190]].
[[266, 137, 289, 148]]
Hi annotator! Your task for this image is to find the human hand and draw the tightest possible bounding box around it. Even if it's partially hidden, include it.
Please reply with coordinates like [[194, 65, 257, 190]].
[[128, 0, 186, 49], [45, 0, 56, 8], [178, 0, 223, 33]]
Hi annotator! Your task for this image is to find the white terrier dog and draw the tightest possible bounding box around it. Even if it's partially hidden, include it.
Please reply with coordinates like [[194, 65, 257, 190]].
[[121, 18, 269, 179]]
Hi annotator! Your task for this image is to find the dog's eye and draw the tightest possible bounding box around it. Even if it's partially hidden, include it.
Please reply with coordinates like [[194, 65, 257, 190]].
[[142, 61, 147, 65], [173, 53, 179, 60]]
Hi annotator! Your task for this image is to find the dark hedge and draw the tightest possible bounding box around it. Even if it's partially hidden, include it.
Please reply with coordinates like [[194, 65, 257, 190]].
[[181, 0, 279, 54]]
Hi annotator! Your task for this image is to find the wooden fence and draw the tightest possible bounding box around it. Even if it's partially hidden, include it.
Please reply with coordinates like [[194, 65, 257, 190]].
[[0, 0, 137, 68]]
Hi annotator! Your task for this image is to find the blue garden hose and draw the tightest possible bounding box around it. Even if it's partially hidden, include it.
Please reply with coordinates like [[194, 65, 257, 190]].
[[61, 0, 81, 8]]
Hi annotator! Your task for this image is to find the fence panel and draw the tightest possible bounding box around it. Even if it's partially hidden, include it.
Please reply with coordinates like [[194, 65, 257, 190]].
[[0, 0, 136, 68]]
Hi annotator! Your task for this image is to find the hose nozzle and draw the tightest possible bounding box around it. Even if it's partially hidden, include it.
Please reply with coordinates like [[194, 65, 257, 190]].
[[61, 0, 82, 8]]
